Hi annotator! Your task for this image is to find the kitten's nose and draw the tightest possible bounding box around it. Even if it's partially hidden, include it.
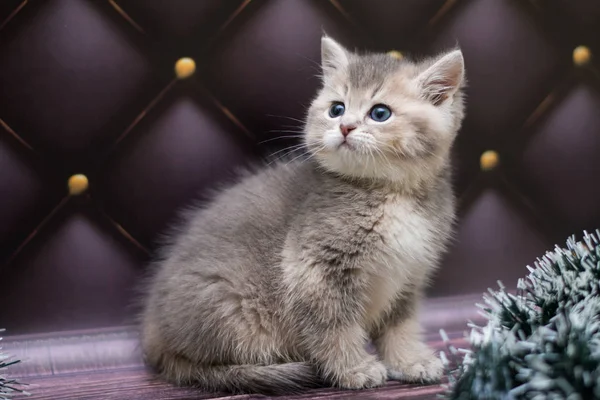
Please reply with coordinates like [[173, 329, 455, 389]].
[[340, 124, 357, 137]]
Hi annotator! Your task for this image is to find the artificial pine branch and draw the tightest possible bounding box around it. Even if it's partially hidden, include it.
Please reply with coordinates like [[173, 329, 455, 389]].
[[0, 330, 28, 399], [441, 230, 600, 399]]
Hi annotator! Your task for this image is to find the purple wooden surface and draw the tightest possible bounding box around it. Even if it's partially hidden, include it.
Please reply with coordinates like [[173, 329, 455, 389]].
[[2, 295, 478, 399], [4, 331, 459, 400]]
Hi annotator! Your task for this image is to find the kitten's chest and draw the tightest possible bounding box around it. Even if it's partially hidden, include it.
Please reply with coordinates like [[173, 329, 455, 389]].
[[362, 196, 441, 323], [375, 196, 440, 267]]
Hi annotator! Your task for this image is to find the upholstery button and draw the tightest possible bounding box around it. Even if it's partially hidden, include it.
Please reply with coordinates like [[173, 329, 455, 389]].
[[68, 174, 89, 195], [387, 50, 403, 60], [175, 57, 196, 79], [480, 150, 499, 171], [573, 46, 591, 66]]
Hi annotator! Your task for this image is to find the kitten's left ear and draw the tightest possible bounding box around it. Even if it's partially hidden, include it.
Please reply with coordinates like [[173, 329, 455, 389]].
[[321, 36, 350, 80], [417, 49, 465, 106]]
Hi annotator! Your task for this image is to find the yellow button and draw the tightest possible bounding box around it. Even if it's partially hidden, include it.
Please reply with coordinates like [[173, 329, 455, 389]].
[[387, 50, 403, 60], [480, 150, 499, 171], [68, 174, 88, 195], [573, 46, 591, 66], [175, 57, 196, 79]]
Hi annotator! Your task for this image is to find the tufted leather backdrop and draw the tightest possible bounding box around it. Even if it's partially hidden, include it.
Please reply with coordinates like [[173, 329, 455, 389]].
[[1, 0, 599, 335]]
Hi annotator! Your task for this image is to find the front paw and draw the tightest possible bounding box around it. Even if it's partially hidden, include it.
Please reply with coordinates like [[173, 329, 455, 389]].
[[335, 359, 387, 390], [386, 352, 443, 383]]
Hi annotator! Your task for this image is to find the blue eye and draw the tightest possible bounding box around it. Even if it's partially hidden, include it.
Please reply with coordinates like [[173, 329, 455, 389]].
[[369, 104, 392, 122], [329, 102, 345, 118]]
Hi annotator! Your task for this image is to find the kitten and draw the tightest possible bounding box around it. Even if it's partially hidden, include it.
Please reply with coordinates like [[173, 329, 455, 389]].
[[140, 36, 466, 395]]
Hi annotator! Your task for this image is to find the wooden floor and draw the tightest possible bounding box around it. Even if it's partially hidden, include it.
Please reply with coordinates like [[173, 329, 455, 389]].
[[2, 296, 479, 399]]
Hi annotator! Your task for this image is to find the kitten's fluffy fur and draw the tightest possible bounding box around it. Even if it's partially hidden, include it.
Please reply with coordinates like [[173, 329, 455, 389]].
[[140, 37, 466, 394]]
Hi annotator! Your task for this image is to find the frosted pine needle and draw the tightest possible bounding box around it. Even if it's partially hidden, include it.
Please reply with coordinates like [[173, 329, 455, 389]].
[[442, 230, 600, 399], [0, 330, 28, 399]]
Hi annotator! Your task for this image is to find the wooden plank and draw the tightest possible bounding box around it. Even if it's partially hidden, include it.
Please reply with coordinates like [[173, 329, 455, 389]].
[[2, 329, 465, 399], [1, 294, 480, 399], [17, 368, 446, 400], [3, 327, 143, 378]]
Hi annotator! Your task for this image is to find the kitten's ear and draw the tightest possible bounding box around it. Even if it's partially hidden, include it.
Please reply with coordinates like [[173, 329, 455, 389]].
[[321, 36, 349, 80], [417, 49, 464, 106]]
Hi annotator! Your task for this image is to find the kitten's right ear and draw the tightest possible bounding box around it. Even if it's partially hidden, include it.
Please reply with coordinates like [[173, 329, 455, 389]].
[[321, 36, 349, 81]]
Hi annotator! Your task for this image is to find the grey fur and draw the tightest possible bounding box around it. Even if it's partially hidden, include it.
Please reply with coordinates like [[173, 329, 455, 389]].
[[140, 36, 466, 394]]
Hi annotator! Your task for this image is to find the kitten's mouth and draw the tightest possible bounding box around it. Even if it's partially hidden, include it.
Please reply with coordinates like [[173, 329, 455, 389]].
[[338, 141, 354, 150]]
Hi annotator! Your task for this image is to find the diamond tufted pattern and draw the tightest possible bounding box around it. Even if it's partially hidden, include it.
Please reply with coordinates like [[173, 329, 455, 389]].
[[1, 0, 599, 335]]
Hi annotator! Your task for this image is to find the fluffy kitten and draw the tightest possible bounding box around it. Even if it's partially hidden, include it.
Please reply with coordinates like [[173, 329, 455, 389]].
[[140, 36, 466, 394]]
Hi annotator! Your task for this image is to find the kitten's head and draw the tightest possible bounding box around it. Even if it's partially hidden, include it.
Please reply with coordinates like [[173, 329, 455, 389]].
[[305, 36, 466, 187]]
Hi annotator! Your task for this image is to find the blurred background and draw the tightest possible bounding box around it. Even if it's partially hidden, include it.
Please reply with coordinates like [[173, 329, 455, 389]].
[[1, 0, 599, 337]]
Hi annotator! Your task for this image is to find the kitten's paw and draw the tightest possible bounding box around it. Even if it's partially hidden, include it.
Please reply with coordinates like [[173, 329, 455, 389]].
[[335, 360, 387, 390], [386, 352, 443, 383]]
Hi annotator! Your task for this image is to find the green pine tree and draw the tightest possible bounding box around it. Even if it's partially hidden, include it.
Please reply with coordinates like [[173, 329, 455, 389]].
[[442, 230, 600, 399], [0, 330, 28, 399]]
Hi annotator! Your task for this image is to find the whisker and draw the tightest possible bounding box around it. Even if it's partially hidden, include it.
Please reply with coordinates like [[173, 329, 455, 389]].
[[299, 145, 326, 165], [258, 135, 305, 144], [266, 143, 306, 159], [374, 145, 393, 170], [266, 142, 315, 166], [376, 140, 405, 159], [266, 129, 304, 134], [285, 150, 312, 165], [363, 147, 372, 178], [274, 124, 306, 130], [371, 145, 391, 172], [368, 147, 379, 177], [286, 144, 326, 166], [303, 151, 323, 165], [377, 140, 445, 163], [265, 114, 306, 124]]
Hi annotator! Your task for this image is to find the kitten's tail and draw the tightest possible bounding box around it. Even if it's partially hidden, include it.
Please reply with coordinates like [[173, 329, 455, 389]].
[[158, 353, 322, 394]]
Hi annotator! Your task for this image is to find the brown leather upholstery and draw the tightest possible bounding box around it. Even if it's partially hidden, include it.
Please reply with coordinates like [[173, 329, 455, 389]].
[[1, 0, 599, 335]]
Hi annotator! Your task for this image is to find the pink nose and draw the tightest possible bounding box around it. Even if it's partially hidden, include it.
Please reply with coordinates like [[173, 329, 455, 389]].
[[340, 124, 357, 137]]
